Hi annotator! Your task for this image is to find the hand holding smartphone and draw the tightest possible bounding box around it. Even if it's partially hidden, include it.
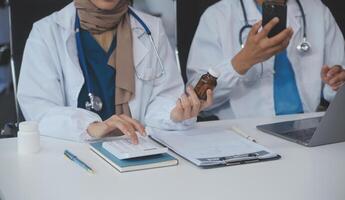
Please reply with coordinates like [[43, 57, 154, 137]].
[[262, 0, 287, 38]]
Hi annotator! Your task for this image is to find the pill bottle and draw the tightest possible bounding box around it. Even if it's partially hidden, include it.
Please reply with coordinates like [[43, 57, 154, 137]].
[[17, 121, 40, 154], [194, 69, 220, 100]]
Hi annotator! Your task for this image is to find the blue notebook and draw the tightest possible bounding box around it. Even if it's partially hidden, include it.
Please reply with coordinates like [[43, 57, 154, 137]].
[[90, 142, 178, 172]]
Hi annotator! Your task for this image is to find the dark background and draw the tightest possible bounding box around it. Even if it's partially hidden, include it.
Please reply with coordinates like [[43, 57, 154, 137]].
[[0, 0, 72, 130], [1, 0, 345, 129]]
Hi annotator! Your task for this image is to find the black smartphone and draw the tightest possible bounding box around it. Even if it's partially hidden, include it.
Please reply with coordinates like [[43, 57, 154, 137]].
[[262, 0, 287, 38]]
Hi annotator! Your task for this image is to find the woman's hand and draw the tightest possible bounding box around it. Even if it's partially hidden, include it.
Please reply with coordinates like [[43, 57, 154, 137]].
[[170, 86, 213, 122], [87, 114, 146, 144], [322, 65, 345, 91], [231, 18, 294, 75]]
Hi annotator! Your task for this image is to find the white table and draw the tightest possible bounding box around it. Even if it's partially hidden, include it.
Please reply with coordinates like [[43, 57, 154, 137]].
[[1, 112, 345, 200]]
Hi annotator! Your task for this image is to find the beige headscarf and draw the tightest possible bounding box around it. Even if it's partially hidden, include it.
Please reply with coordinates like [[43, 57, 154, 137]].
[[74, 0, 134, 117]]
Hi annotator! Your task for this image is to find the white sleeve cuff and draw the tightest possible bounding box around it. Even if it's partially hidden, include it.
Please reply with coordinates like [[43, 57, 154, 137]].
[[39, 107, 102, 142], [145, 97, 196, 131], [323, 84, 336, 102]]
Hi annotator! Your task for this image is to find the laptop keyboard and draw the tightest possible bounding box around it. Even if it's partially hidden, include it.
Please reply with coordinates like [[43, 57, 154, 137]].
[[283, 128, 317, 144]]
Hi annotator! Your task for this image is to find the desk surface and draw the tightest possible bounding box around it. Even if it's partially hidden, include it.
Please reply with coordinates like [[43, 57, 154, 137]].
[[1, 113, 344, 200]]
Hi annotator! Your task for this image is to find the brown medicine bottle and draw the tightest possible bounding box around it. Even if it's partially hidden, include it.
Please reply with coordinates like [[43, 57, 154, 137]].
[[194, 69, 220, 101]]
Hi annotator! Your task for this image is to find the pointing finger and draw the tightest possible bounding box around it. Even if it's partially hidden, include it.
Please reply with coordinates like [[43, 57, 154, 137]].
[[119, 115, 146, 136], [112, 119, 138, 145]]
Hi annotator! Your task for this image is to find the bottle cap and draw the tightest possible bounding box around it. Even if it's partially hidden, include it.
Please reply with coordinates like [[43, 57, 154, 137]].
[[208, 68, 220, 78], [19, 121, 39, 132]]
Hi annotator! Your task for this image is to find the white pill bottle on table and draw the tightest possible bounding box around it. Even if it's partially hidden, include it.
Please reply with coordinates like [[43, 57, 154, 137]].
[[17, 121, 40, 154]]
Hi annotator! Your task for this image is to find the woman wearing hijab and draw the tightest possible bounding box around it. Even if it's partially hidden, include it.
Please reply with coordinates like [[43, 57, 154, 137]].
[[18, 0, 213, 143]]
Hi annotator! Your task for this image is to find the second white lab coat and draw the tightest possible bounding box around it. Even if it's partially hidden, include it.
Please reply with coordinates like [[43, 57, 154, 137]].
[[18, 3, 194, 142], [187, 0, 345, 119]]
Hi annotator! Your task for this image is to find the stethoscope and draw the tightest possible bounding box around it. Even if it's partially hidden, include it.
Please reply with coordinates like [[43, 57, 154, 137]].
[[75, 8, 165, 112], [239, 0, 311, 53]]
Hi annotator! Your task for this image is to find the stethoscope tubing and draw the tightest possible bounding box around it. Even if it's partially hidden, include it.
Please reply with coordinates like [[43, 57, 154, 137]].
[[295, 0, 307, 38], [129, 8, 165, 79]]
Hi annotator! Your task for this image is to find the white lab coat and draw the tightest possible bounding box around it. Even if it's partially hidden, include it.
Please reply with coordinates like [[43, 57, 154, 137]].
[[18, 3, 194, 142], [187, 0, 345, 119]]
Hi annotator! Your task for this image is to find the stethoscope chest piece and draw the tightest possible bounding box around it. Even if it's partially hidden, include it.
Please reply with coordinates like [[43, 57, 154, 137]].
[[85, 93, 103, 112], [297, 37, 311, 53]]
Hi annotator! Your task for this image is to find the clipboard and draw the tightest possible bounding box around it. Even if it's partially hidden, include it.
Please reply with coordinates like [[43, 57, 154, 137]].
[[199, 154, 282, 169], [148, 127, 281, 168]]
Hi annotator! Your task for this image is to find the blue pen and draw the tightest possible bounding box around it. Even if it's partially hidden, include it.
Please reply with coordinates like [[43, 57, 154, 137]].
[[64, 150, 95, 174]]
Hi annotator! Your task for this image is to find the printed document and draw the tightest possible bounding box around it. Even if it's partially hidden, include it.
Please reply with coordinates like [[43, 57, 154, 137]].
[[148, 127, 278, 167]]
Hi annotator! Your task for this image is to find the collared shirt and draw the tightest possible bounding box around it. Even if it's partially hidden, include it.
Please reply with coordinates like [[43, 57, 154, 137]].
[[256, 1, 304, 115]]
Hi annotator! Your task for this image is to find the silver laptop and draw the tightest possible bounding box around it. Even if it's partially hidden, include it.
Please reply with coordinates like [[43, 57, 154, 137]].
[[257, 85, 345, 147]]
